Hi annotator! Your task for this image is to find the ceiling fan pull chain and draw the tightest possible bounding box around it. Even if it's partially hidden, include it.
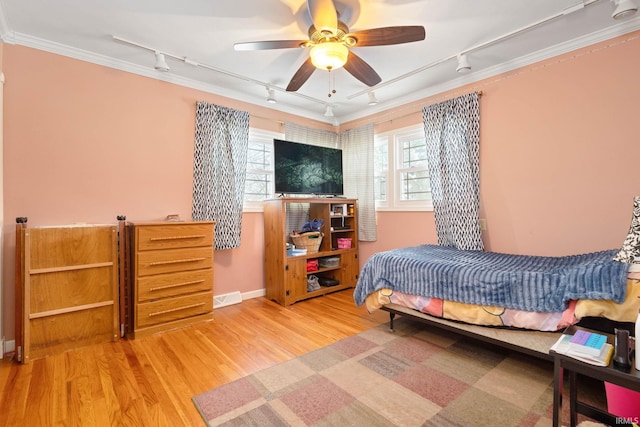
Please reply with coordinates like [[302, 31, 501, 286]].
[[327, 70, 337, 97]]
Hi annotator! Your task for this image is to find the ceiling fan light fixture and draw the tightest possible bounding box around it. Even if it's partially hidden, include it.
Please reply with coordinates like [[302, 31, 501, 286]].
[[367, 92, 379, 106], [154, 51, 170, 72], [266, 87, 277, 104], [310, 42, 348, 71], [611, 0, 638, 19], [456, 53, 471, 73]]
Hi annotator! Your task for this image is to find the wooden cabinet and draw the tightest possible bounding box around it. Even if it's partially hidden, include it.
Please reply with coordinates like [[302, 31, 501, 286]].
[[16, 223, 119, 363], [264, 198, 359, 306], [127, 221, 214, 338]]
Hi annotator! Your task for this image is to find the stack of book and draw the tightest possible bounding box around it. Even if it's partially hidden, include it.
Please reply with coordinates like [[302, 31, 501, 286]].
[[288, 248, 307, 256], [551, 329, 614, 366]]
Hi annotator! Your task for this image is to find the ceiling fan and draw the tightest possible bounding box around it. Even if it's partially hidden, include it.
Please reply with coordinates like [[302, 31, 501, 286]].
[[234, 0, 426, 92]]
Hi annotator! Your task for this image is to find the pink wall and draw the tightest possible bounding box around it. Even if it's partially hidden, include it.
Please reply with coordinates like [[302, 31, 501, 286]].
[[347, 31, 640, 257], [0, 46, 328, 342], [3, 30, 640, 342]]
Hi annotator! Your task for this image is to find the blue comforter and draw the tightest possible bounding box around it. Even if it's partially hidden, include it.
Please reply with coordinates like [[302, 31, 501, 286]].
[[354, 245, 628, 312]]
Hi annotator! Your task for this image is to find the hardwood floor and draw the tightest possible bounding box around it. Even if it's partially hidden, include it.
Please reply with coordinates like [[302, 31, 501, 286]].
[[0, 290, 387, 426]]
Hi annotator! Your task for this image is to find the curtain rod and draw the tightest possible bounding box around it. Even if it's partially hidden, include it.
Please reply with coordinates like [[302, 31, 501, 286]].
[[249, 114, 284, 125], [372, 90, 483, 127]]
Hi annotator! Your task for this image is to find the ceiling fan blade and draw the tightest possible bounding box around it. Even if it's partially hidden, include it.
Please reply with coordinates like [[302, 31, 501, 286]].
[[286, 58, 316, 91], [307, 0, 338, 35], [343, 51, 382, 87], [350, 26, 426, 47], [234, 40, 308, 51]]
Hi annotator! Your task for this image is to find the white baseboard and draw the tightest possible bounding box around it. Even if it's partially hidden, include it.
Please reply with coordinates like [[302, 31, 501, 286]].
[[241, 288, 266, 300], [214, 291, 242, 308], [213, 289, 266, 309], [2, 339, 14, 359]]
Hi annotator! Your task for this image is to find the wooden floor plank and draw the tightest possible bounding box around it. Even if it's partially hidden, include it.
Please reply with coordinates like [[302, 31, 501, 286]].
[[0, 290, 386, 426]]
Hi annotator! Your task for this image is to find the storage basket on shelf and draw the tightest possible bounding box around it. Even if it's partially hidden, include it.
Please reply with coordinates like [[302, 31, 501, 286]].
[[290, 231, 323, 254]]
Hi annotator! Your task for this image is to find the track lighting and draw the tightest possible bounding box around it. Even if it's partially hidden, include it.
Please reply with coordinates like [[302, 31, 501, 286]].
[[456, 53, 471, 73], [154, 51, 170, 72], [367, 92, 379, 106], [324, 105, 334, 117], [611, 0, 638, 19], [266, 87, 277, 104]]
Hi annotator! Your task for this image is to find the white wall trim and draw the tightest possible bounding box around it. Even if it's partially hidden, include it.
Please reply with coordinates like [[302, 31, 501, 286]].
[[241, 288, 266, 301], [213, 291, 242, 309], [3, 17, 639, 125], [3, 339, 14, 358], [213, 289, 266, 309]]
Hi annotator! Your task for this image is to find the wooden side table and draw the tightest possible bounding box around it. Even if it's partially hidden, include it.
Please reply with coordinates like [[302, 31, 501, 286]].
[[551, 325, 640, 427]]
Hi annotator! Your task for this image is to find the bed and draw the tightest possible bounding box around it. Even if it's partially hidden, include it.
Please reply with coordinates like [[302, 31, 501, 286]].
[[354, 245, 640, 359]]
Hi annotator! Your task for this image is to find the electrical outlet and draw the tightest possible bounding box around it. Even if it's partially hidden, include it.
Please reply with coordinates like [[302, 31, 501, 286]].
[[479, 219, 487, 231]]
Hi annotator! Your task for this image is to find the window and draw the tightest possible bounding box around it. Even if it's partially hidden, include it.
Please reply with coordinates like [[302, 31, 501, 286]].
[[374, 125, 433, 211], [373, 136, 389, 204], [243, 129, 282, 212]]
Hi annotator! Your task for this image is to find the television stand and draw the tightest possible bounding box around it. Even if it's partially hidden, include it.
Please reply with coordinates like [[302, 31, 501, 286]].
[[263, 197, 359, 306]]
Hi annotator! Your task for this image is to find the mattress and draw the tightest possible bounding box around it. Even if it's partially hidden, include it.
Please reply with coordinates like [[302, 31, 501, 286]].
[[363, 274, 640, 331], [354, 245, 628, 312]]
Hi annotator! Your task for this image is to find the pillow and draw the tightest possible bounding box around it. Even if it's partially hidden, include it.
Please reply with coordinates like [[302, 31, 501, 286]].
[[613, 195, 640, 264]]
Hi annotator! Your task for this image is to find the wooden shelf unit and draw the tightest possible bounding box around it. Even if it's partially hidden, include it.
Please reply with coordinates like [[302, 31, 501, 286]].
[[264, 197, 359, 306], [126, 221, 215, 338], [16, 223, 119, 363]]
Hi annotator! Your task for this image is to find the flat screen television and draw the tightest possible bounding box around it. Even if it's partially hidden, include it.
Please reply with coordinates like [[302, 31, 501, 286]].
[[274, 139, 344, 196]]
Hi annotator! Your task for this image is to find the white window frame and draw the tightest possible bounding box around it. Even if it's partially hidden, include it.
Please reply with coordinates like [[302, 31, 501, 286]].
[[243, 128, 283, 212], [374, 134, 390, 209], [375, 124, 433, 212]]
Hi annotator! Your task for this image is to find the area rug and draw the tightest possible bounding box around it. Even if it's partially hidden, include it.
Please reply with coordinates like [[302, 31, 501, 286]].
[[193, 318, 606, 426]]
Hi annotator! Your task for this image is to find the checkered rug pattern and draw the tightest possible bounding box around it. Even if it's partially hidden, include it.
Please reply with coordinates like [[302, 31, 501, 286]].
[[193, 319, 607, 426]]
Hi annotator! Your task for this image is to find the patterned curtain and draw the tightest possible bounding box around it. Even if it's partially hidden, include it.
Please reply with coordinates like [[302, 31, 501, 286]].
[[422, 93, 483, 251], [340, 124, 377, 241], [613, 195, 640, 265], [192, 101, 250, 250]]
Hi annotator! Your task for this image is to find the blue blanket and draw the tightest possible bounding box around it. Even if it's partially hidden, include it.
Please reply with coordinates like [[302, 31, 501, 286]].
[[354, 245, 629, 312]]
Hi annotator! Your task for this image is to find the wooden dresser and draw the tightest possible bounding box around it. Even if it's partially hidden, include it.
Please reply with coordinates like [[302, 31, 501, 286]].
[[127, 221, 214, 338]]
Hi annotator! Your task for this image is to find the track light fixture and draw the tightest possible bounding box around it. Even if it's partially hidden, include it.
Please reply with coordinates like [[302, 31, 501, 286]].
[[324, 105, 334, 117], [266, 87, 277, 104], [456, 53, 471, 73], [154, 51, 170, 72], [367, 92, 379, 106], [611, 0, 638, 19]]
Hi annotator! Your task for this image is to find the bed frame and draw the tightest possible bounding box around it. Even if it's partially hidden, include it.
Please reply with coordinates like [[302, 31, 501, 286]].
[[381, 303, 634, 362], [381, 303, 563, 361]]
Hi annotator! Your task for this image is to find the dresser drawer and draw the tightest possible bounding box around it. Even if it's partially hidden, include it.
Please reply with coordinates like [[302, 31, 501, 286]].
[[136, 292, 213, 328], [137, 269, 212, 302], [136, 223, 214, 251], [136, 247, 213, 276]]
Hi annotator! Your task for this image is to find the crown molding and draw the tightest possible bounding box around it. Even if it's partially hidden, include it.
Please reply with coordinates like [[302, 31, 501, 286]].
[[2, 12, 639, 126], [339, 16, 640, 123], [0, 0, 15, 44], [9, 32, 336, 124]]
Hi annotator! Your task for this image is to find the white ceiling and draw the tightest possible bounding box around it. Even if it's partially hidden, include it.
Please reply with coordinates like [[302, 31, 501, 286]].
[[0, 0, 639, 124]]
